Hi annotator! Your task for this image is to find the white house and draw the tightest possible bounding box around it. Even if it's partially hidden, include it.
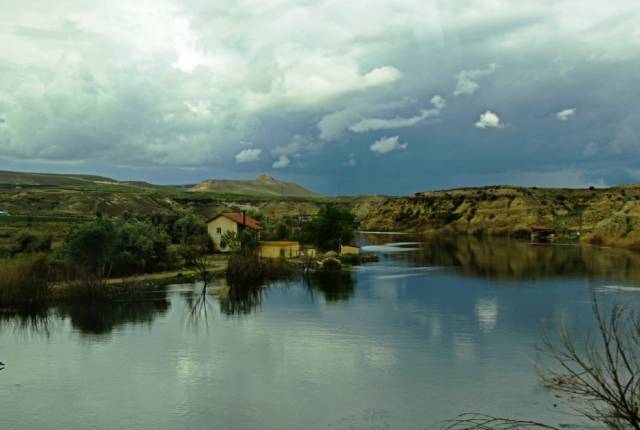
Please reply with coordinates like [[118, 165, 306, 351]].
[[207, 212, 262, 252]]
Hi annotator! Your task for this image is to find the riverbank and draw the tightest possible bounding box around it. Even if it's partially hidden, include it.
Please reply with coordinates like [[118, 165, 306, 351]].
[[0, 251, 380, 308]]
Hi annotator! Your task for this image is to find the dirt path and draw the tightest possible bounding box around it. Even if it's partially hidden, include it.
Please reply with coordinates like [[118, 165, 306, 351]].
[[106, 255, 228, 285]]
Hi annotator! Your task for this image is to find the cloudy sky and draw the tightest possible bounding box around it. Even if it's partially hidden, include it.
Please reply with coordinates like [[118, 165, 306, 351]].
[[0, 0, 639, 194]]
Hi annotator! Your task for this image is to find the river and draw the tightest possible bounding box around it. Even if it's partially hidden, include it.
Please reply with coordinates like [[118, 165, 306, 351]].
[[2, 234, 640, 429]]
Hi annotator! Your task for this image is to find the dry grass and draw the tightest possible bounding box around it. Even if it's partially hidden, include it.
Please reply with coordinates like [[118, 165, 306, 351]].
[[0, 254, 51, 305]]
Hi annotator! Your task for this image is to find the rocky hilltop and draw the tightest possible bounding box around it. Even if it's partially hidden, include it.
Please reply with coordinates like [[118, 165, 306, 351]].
[[352, 185, 640, 248], [190, 174, 319, 198]]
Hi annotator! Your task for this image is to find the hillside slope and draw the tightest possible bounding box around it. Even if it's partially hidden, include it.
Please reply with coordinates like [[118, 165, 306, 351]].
[[353, 185, 640, 248], [190, 174, 319, 197], [0, 170, 161, 190]]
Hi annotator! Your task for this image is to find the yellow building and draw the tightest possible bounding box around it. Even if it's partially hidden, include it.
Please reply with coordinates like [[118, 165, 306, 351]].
[[207, 212, 262, 252], [339, 244, 360, 255], [259, 241, 300, 258]]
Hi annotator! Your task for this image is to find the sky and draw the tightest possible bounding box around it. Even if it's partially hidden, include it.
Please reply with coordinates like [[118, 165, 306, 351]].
[[0, 0, 639, 195]]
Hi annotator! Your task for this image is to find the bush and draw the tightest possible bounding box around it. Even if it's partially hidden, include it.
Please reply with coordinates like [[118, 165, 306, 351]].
[[299, 203, 357, 252], [9, 230, 52, 255], [61, 218, 175, 286], [111, 220, 173, 276], [0, 254, 51, 305]]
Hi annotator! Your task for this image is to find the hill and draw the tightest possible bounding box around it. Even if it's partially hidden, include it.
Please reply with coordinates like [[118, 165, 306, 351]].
[[354, 185, 640, 249], [0, 170, 160, 191], [190, 174, 319, 197]]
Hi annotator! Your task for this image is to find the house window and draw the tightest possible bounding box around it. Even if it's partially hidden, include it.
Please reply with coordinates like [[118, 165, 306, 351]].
[[216, 227, 222, 234]]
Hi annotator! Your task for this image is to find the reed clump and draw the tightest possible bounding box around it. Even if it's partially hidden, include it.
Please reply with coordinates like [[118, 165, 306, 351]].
[[0, 254, 51, 305]]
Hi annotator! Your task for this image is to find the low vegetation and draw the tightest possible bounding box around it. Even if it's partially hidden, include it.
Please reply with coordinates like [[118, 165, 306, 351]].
[[0, 254, 51, 306], [0, 213, 209, 306]]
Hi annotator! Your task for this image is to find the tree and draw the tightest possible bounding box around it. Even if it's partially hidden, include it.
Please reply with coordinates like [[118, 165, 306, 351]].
[[176, 215, 212, 290], [63, 220, 117, 290], [444, 297, 640, 430], [300, 203, 357, 252], [220, 229, 259, 255], [111, 220, 172, 276]]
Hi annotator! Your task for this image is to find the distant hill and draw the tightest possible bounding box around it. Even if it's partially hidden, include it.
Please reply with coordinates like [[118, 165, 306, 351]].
[[190, 174, 320, 197], [0, 170, 162, 190]]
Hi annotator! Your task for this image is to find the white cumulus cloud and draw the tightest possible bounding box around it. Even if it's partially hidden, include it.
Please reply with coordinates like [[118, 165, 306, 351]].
[[370, 136, 407, 155], [349, 95, 445, 133], [235, 148, 262, 163], [272, 155, 290, 169], [556, 108, 576, 121], [474, 111, 504, 129], [454, 64, 498, 96]]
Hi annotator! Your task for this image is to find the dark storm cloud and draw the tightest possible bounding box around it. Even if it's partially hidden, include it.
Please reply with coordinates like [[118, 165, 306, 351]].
[[0, 0, 639, 193]]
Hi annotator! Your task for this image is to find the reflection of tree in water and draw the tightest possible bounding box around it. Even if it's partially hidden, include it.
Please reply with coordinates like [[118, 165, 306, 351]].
[[0, 306, 54, 338], [55, 295, 170, 335], [219, 287, 263, 316], [304, 270, 355, 302], [371, 234, 640, 282], [182, 288, 216, 332]]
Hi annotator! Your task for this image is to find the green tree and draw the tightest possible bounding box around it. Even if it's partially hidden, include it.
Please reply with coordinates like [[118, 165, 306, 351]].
[[300, 203, 357, 252], [111, 220, 172, 276], [175, 215, 213, 289], [220, 229, 259, 255], [63, 220, 117, 289]]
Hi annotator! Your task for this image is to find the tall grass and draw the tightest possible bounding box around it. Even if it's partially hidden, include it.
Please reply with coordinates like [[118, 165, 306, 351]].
[[0, 254, 51, 305]]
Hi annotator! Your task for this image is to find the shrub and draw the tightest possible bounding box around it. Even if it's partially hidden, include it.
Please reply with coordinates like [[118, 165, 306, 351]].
[[9, 230, 52, 255], [299, 203, 357, 252], [0, 254, 51, 305]]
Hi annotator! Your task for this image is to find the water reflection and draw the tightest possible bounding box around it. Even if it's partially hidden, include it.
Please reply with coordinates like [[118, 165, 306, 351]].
[[304, 270, 356, 302], [475, 298, 498, 333], [182, 288, 216, 331], [219, 287, 264, 316], [360, 233, 640, 283], [0, 291, 171, 337], [55, 297, 171, 336], [0, 306, 54, 337]]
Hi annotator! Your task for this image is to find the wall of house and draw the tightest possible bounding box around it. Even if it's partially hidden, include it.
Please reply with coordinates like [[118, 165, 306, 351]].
[[259, 241, 300, 258], [207, 216, 239, 252], [340, 245, 360, 255]]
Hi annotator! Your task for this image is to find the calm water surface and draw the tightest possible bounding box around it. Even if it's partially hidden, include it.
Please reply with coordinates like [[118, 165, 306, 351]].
[[2, 235, 640, 429]]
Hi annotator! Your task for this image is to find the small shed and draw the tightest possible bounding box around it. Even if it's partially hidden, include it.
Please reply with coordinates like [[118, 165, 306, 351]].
[[259, 241, 300, 258], [301, 247, 316, 258], [531, 225, 555, 242], [339, 244, 360, 255]]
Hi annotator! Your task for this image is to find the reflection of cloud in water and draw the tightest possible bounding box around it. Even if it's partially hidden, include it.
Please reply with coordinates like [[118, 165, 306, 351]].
[[354, 265, 438, 273], [361, 245, 421, 253], [374, 273, 425, 280], [362, 265, 440, 281], [363, 344, 397, 369], [475, 298, 498, 333], [361, 242, 421, 253], [452, 332, 476, 360], [598, 285, 640, 293], [430, 314, 442, 341]]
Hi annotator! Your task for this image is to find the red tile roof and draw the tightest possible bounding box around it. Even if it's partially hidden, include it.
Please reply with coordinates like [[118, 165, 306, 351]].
[[208, 212, 261, 230]]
